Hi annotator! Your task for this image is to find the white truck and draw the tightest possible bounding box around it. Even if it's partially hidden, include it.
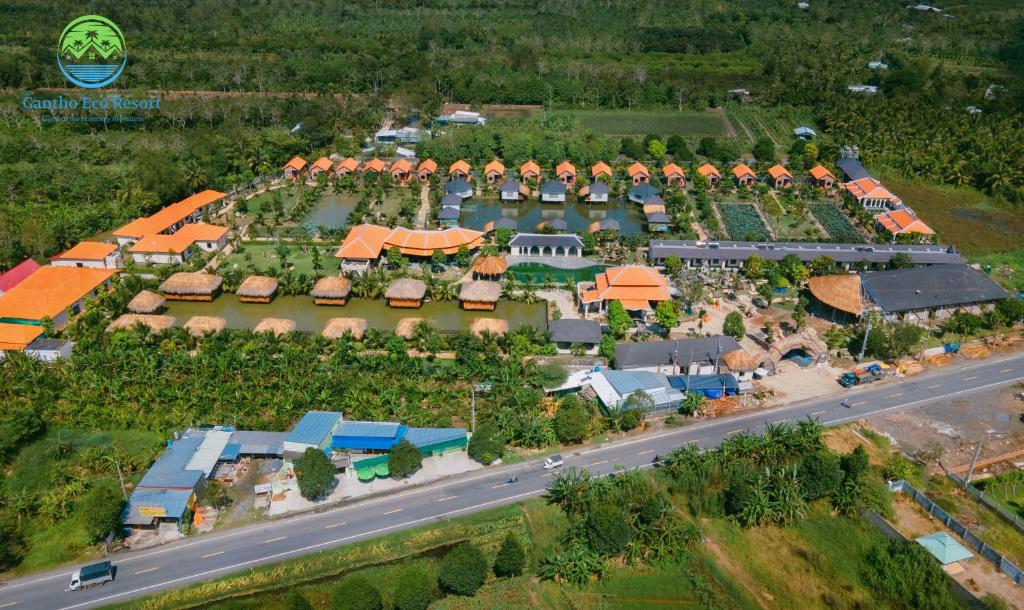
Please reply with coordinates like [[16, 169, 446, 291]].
[[69, 561, 114, 591]]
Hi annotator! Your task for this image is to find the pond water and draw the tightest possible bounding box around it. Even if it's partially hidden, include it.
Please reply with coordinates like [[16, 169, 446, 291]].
[[302, 192, 359, 229], [508, 263, 608, 284], [161, 295, 547, 333], [459, 197, 645, 236]]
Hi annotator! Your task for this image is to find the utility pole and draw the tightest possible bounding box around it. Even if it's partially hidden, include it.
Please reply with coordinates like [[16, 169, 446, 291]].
[[471, 382, 492, 434], [963, 441, 984, 489], [858, 311, 874, 362], [114, 458, 128, 501]]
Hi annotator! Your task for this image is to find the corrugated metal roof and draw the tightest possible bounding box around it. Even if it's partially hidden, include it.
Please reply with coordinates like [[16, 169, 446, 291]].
[[603, 370, 671, 395], [137, 433, 207, 489], [614, 337, 740, 370], [404, 427, 467, 448], [647, 239, 963, 266], [336, 421, 403, 439], [219, 444, 241, 461], [186, 429, 232, 476], [123, 488, 194, 525], [861, 264, 1008, 313], [228, 431, 287, 456], [667, 374, 739, 391], [285, 411, 342, 447]]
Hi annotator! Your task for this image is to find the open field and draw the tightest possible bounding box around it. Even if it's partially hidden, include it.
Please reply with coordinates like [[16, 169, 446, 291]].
[[971, 250, 1024, 292], [879, 172, 1024, 256], [724, 104, 816, 147], [554, 109, 727, 137], [810, 203, 864, 243], [218, 241, 339, 276]]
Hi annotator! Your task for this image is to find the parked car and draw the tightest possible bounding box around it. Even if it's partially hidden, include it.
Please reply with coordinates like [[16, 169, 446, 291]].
[[543, 455, 564, 470], [752, 297, 769, 309]]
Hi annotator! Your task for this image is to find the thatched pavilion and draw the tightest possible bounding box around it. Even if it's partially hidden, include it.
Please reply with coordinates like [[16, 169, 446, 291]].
[[254, 317, 296, 337], [106, 314, 175, 333], [184, 315, 226, 337], [470, 317, 509, 337], [385, 278, 427, 308], [807, 275, 864, 322], [396, 317, 425, 339], [127, 290, 165, 314], [458, 280, 501, 311], [471, 255, 508, 280], [322, 318, 368, 340], [237, 275, 279, 303], [159, 272, 223, 302], [311, 276, 352, 305]]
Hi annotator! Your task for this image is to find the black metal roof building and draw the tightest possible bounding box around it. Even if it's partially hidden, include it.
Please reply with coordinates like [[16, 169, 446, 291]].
[[549, 319, 602, 346], [836, 157, 871, 181], [614, 336, 741, 372], [647, 239, 962, 270], [861, 264, 1008, 320]]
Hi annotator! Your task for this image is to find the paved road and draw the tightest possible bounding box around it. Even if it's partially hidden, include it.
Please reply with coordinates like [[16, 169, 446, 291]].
[[3, 353, 1022, 610]]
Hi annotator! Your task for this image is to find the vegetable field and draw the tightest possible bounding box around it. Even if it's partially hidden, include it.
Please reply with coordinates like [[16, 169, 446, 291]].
[[555, 109, 727, 137], [810, 204, 863, 243], [719, 204, 770, 241]]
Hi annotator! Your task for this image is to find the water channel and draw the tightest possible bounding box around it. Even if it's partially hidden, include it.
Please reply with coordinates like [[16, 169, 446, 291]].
[[161, 295, 548, 333], [459, 197, 645, 236]]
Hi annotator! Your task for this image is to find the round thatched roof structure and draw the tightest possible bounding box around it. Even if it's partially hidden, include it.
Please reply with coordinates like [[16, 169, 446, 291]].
[[254, 317, 296, 336], [470, 317, 509, 337], [311, 276, 352, 299], [127, 290, 165, 314], [808, 274, 863, 315], [472, 255, 508, 277], [184, 315, 227, 336], [236, 275, 279, 298], [322, 317, 368, 340], [385, 278, 427, 301], [395, 317, 425, 339], [160, 272, 223, 296], [722, 349, 758, 372], [106, 314, 175, 333], [459, 280, 501, 303]]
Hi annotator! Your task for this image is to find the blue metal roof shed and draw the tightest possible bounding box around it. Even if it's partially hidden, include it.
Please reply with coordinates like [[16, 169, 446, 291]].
[[667, 374, 739, 398], [284, 411, 342, 453], [123, 488, 195, 526], [404, 427, 468, 454], [333, 421, 408, 451], [137, 433, 207, 489]]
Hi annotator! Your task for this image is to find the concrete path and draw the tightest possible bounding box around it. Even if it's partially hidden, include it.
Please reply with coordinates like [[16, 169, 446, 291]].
[[414, 185, 430, 229]]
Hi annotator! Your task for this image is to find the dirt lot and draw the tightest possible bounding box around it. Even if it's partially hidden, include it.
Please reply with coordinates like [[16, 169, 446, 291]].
[[866, 383, 1024, 476]]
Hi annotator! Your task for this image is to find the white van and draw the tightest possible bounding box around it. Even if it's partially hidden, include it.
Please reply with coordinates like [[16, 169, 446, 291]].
[[543, 455, 563, 470]]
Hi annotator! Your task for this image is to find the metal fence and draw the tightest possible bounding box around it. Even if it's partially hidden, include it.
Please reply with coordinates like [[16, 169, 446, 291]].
[[889, 480, 1024, 586], [949, 473, 1024, 535]]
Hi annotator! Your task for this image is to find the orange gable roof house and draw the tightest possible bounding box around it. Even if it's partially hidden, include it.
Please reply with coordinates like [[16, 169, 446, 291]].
[[362, 157, 387, 174], [662, 163, 686, 187], [627, 162, 650, 185], [128, 223, 229, 265], [51, 241, 122, 269], [390, 158, 413, 183], [697, 163, 720, 187], [808, 164, 835, 189], [283, 156, 307, 180], [842, 177, 902, 211], [556, 160, 577, 186], [876, 208, 935, 241], [417, 159, 437, 182], [309, 157, 333, 178], [112, 190, 227, 246], [767, 164, 793, 189], [520, 160, 541, 182], [0, 266, 116, 331], [335, 157, 360, 176], [449, 159, 471, 179], [591, 161, 613, 180], [732, 164, 756, 187], [577, 265, 671, 317], [336, 224, 484, 273], [484, 159, 505, 184]]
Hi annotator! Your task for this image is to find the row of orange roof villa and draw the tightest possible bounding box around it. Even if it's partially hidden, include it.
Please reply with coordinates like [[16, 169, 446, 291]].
[[285, 155, 436, 183], [335, 224, 485, 272], [111, 190, 230, 265]]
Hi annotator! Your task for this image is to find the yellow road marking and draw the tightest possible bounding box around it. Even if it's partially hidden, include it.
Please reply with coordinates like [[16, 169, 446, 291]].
[[887, 393, 903, 398], [438, 496, 457, 502], [324, 522, 347, 529], [134, 567, 159, 575], [927, 384, 941, 389], [852, 401, 866, 406], [201, 551, 224, 559], [587, 460, 608, 467], [1001, 368, 1013, 373], [964, 376, 977, 381], [383, 509, 403, 515], [263, 536, 287, 544], [811, 410, 827, 416], [0, 602, 19, 608]]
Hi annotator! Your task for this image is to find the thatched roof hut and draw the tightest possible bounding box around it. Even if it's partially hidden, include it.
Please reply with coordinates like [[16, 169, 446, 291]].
[[254, 317, 296, 337], [184, 315, 226, 337], [472, 255, 508, 278], [722, 349, 758, 372], [808, 275, 863, 316], [322, 317, 368, 340], [106, 314, 175, 333], [470, 318, 509, 337], [237, 275, 279, 303], [311, 276, 352, 305], [459, 280, 501, 311], [396, 317, 425, 339], [160, 272, 223, 301], [385, 278, 427, 308], [127, 290, 165, 314]]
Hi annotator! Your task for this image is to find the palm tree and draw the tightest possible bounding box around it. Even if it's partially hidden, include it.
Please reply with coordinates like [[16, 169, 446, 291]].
[[545, 467, 592, 517]]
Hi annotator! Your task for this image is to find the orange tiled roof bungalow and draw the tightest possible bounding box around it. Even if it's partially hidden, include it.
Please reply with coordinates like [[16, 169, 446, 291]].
[[112, 190, 226, 246], [697, 162, 720, 187], [627, 162, 650, 185], [591, 161, 612, 180], [417, 159, 438, 181], [284, 156, 307, 180], [556, 161, 577, 186], [128, 223, 229, 265], [362, 158, 387, 174], [0, 266, 117, 331], [449, 159, 471, 179], [876, 208, 935, 240], [842, 177, 902, 211], [484, 159, 505, 184], [0, 322, 44, 352], [808, 164, 835, 189], [309, 157, 333, 178], [767, 164, 793, 189], [390, 159, 413, 183], [51, 241, 121, 269], [578, 265, 671, 316], [662, 163, 686, 187], [520, 160, 541, 182], [335, 157, 360, 176], [732, 164, 756, 187], [336, 224, 485, 267]]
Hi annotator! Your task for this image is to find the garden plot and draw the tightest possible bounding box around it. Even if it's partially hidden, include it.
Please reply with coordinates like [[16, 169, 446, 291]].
[[719, 203, 770, 241], [810, 203, 863, 243]]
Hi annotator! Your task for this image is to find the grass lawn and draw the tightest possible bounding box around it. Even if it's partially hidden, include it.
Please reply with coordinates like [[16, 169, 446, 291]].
[[219, 241, 339, 276], [765, 209, 826, 241], [878, 172, 1024, 256], [969, 249, 1024, 292], [554, 109, 727, 137]]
